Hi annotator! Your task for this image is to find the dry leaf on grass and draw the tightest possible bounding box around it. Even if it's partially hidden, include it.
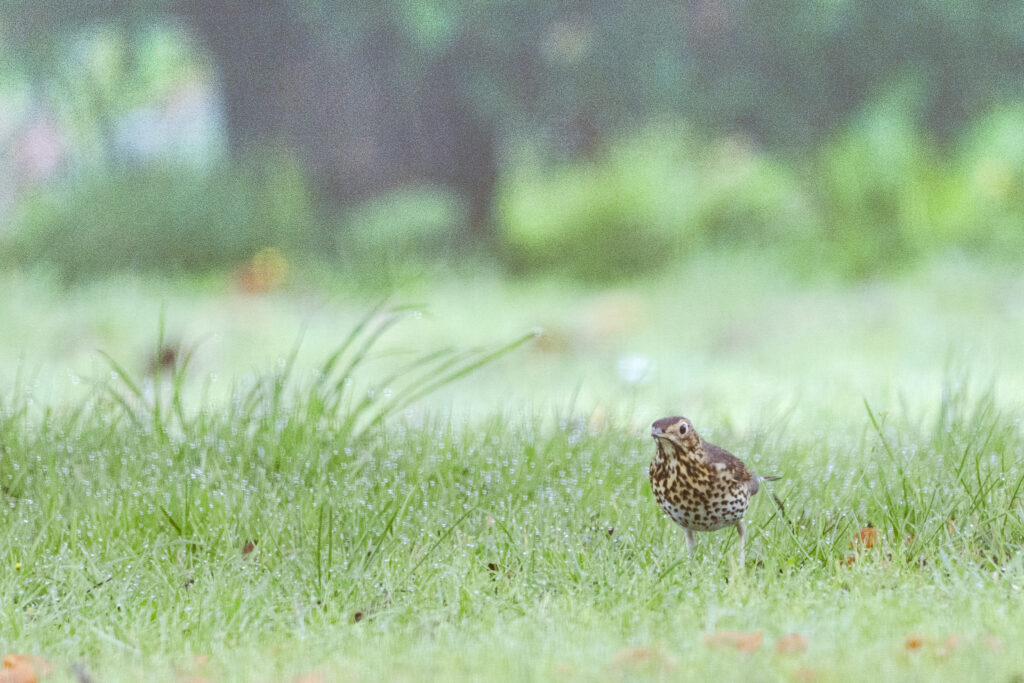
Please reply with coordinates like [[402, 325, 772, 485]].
[[900, 633, 970, 657], [846, 525, 881, 564], [904, 634, 928, 651], [0, 668, 34, 683], [702, 630, 763, 652], [849, 526, 877, 549], [0, 654, 54, 683], [775, 633, 809, 655]]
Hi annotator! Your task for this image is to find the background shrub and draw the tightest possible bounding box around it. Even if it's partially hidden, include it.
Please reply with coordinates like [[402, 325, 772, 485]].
[[6, 150, 319, 282], [334, 185, 467, 287]]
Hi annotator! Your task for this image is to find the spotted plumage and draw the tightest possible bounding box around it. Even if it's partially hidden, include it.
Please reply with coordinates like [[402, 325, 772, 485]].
[[649, 416, 779, 567]]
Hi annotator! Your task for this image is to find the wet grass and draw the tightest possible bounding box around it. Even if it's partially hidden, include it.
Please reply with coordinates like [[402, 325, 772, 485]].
[[1, 328, 1023, 681], [1, 256, 1024, 680]]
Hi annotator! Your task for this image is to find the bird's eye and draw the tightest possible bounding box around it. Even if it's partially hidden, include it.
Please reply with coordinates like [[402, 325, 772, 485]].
[[677, 423, 688, 434]]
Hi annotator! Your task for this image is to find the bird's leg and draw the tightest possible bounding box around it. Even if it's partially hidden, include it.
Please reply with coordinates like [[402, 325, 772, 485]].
[[735, 520, 746, 569], [685, 528, 697, 555]]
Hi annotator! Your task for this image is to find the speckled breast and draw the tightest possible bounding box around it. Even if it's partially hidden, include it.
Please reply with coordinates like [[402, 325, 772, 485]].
[[649, 454, 749, 532]]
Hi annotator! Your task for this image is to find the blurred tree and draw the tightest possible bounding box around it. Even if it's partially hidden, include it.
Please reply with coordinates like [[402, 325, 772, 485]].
[[3, 0, 501, 234], [4, 0, 1024, 237], [173, 1, 500, 234], [680, 0, 1024, 145]]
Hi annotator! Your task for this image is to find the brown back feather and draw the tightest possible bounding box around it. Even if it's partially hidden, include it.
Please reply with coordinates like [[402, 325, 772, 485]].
[[703, 441, 760, 494]]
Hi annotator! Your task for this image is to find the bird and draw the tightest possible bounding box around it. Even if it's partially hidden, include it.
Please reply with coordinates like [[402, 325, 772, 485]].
[[649, 416, 779, 568]]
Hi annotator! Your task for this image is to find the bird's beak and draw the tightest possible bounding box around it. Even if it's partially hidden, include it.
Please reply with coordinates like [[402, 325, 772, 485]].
[[651, 425, 663, 438]]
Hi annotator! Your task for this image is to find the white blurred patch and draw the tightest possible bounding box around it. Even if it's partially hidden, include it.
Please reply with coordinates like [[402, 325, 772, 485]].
[[617, 354, 654, 384]]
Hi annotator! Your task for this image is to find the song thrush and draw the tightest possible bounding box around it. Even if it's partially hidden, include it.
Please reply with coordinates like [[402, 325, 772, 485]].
[[649, 416, 779, 568]]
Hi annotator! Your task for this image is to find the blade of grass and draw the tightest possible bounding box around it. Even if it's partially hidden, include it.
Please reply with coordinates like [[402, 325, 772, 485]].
[[401, 505, 478, 585], [358, 331, 537, 438]]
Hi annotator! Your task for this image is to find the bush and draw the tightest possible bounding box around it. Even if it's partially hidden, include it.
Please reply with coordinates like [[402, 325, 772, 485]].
[[808, 97, 1024, 277], [809, 102, 935, 278], [498, 127, 697, 281], [955, 105, 1024, 257], [498, 125, 818, 280], [334, 185, 467, 286], [5, 150, 319, 281], [692, 137, 818, 251]]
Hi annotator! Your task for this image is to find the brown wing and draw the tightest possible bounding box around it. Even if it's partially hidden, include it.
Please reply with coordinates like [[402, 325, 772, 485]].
[[703, 441, 760, 495]]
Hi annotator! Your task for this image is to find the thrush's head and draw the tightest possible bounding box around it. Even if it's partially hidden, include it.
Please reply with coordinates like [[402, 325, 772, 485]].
[[651, 415, 701, 454]]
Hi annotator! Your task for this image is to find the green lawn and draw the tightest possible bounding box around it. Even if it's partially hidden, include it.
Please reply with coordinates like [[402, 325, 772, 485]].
[[1, 255, 1023, 681]]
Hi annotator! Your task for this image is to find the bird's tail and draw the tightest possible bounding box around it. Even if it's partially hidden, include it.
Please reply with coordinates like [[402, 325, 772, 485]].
[[760, 474, 782, 482]]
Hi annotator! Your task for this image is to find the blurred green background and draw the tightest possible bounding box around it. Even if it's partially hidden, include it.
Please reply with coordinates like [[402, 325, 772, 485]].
[[1, 1, 1023, 417]]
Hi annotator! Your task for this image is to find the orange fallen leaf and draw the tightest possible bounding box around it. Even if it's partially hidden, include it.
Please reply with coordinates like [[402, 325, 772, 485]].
[[775, 633, 809, 655], [703, 630, 763, 652], [904, 634, 928, 651], [0, 654, 53, 683], [2, 655, 51, 674], [0, 667, 35, 683], [850, 525, 877, 549]]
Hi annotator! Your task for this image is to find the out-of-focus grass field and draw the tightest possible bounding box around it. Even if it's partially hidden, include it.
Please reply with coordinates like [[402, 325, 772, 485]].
[[2, 255, 1024, 682], [3, 254, 1023, 422]]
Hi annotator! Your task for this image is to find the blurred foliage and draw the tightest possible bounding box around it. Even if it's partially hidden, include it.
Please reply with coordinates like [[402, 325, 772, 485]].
[[3, 1, 1024, 283], [6, 1, 1024, 193], [5, 99, 1024, 285], [500, 125, 813, 281], [807, 97, 1024, 278], [501, 102, 1024, 282], [499, 128, 692, 281], [6, 151, 318, 281], [334, 186, 467, 288], [956, 105, 1024, 254], [811, 100, 933, 277]]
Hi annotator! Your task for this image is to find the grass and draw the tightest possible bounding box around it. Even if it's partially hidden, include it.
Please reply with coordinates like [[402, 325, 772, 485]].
[[1, 255, 1024, 681], [1, 363, 1023, 682], [4, 253, 1024, 423]]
